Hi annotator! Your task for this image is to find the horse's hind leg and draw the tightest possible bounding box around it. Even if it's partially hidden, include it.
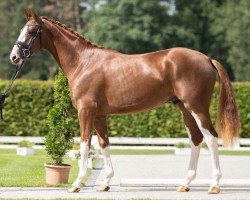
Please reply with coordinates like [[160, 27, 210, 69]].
[[177, 103, 203, 192], [94, 116, 114, 192], [186, 104, 222, 194]]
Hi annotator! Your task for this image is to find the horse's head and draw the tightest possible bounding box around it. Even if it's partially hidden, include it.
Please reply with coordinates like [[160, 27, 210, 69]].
[[10, 9, 43, 66]]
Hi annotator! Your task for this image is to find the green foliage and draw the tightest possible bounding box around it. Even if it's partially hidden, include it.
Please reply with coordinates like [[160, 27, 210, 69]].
[[233, 83, 250, 138], [82, 0, 196, 54], [210, 0, 250, 81], [0, 79, 53, 136], [44, 70, 74, 165], [18, 140, 33, 148], [0, 80, 249, 138], [175, 142, 189, 149]]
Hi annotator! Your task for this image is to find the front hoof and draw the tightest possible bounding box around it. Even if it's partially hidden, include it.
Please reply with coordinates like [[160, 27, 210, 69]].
[[68, 186, 81, 193], [97, 185, 110, 192], [208, 186, 220, 194], [177, 185, 190, 192]]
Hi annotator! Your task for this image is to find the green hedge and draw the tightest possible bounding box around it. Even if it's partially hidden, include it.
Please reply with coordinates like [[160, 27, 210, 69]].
[[0, 80, 54, 136], [0, 80, 249, 138]]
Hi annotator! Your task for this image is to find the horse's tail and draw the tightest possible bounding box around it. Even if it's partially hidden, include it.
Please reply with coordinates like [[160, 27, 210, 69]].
[[211, 59, 240, 147]]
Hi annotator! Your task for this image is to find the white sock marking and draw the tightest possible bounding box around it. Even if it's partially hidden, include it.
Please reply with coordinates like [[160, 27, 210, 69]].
[[101, 146, 114, 186], [182, 126, 201, 187], [72, 142, 89, 188], [191, 111, 222, 187]]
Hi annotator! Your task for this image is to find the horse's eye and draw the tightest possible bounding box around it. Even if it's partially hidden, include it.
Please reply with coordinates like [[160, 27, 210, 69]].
[[27, 31, 36, 36]]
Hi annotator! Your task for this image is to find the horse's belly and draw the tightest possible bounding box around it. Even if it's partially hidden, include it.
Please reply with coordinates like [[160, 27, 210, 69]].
[[106, 83, 171, 114], [108, 98, 168, 114]]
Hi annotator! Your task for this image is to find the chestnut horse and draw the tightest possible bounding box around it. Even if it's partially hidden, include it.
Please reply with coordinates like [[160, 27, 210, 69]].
[[10, 10, 240, 194]]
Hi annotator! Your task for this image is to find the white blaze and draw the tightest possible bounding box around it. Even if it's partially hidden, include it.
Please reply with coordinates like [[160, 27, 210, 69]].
[[10, 26, 29, 65]]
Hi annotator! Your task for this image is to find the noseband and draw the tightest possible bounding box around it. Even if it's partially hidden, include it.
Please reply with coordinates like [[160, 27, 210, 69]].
[[15, 19, 43, 59]]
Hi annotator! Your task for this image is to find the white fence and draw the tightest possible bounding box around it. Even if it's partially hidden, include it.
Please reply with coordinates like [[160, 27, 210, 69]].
[[1, 136, 250, 149]]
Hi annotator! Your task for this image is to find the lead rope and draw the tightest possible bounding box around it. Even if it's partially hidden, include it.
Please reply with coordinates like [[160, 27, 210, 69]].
[[0, 62, 24, 120]]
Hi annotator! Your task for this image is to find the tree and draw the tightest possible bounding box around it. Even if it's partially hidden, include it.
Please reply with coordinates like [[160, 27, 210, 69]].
[[210, 0, 250, 81], [43, 0, 82, 31], [81, 0, 197, 54], [45, 70, 75, 165], [174, 0, 250, 81]]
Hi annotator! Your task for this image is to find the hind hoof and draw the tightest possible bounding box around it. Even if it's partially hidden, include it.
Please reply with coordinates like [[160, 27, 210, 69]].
[[97, 185, 110, 192], [68, 186, 80, 193], [177, 185, 190, 192], [208, 186, 220, 194]]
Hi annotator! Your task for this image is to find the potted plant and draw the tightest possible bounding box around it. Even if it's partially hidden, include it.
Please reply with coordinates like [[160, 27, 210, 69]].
[[16, 140, 35, 156], [44, 70, 75, 185]]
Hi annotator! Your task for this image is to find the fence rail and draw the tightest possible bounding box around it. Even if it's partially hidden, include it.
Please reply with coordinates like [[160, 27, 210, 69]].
[[1, 136, 250, 146]]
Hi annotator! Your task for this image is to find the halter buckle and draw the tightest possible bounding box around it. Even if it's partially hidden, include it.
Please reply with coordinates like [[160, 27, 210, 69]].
[[22, 48, 31, 58]]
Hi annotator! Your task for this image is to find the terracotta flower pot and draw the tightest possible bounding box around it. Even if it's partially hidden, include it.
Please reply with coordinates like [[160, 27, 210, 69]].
[[44, 163, 71, 184]]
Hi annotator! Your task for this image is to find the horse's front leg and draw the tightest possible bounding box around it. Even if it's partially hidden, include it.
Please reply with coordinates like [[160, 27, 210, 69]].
[[94, 116, 114, 192], [68, 103, 96, 193]]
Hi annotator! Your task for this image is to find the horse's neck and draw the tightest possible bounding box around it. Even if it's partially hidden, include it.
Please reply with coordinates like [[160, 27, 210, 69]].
[[42, 20, 95, 79]]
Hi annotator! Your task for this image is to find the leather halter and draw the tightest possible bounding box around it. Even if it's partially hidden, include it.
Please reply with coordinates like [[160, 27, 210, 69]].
[[15, 18, 43, 59], [0, 18, 43, 120]]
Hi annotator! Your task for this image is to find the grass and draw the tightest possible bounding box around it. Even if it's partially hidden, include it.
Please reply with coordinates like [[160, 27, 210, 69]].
[[110, 148, 250, 156], [0, 149, 96, 187], [219, 150, 250, 156], [0, 148, 249, 187]]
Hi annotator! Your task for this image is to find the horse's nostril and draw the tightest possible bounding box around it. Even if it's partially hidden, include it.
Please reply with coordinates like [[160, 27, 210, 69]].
[[12, 55, 17, 61], [11, 55, 21, 64]]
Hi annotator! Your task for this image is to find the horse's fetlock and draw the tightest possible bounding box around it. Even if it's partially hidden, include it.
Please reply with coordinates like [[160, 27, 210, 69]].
[[106, 170, 114, 178], [187, 170, 196, 180]]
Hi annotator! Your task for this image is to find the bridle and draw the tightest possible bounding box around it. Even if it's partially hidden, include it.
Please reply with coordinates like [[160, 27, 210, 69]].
[[15, 18, 43, 59], [0, 18, 43, 120]]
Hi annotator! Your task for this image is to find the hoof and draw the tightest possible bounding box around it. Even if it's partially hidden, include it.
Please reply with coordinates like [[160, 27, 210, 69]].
[[68, 186, 80, 193], [208, 186, 220, 194], [177, 185, 190, 192], [97, 185, 110, 192]]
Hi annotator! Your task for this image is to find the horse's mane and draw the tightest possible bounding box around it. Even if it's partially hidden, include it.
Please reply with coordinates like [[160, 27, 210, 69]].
[[41, 16, 104, 49]]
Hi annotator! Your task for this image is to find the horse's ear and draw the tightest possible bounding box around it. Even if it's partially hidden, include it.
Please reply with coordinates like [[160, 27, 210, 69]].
[[30, 9, 40, 22], [24, 8, 39, 22], [24, 8, 32, 21]]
